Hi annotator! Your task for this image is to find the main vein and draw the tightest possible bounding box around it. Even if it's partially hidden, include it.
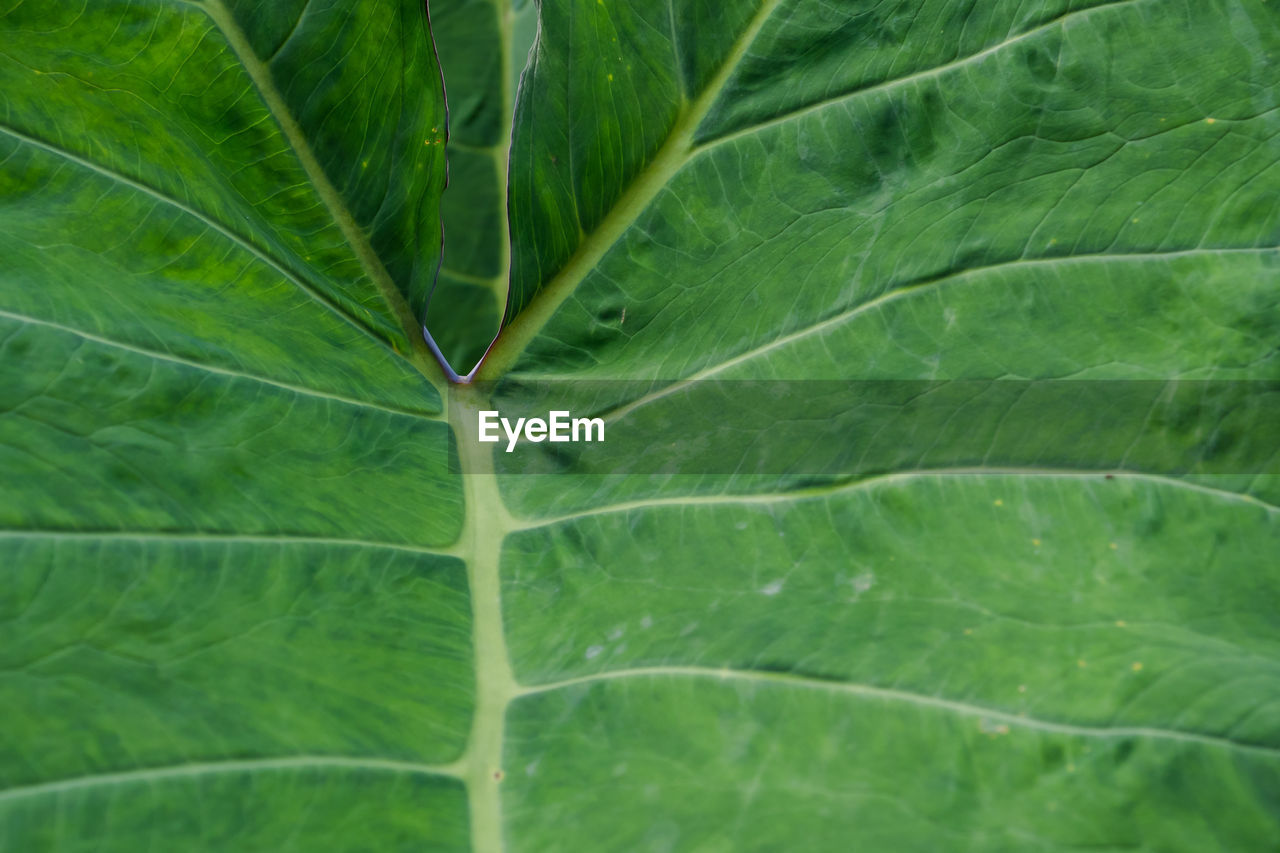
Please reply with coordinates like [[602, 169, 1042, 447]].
[[450, 385, 521, 853], [449, 7, 789, 849]]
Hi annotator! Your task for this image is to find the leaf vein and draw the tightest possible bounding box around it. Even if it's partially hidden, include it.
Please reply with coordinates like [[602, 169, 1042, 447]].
[[594, 247, 1278, 421], [514, 665, 1280, 758], [509, 468, 1279, 529], [0, 529, 461, 560], [0, 756, 463, 806], [0, 308, 439, 421]]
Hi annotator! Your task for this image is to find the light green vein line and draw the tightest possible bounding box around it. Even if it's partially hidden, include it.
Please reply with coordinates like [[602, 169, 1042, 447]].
[[476, 0, 788, 379], [449, 385, 520, 853], [508, 468, 1279, 530], [0, 122, 409, 369], [513, 665, 1280, 759], [0, 756, 464, 805], [691, 0, 1146, 152], [590, 247, 1279, 422], [196, 0, 448, 390], [0, 309, 440, 421], [0, 529, 464, 560]]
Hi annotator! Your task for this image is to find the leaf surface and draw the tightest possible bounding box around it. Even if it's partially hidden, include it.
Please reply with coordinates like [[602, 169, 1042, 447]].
[[486, 0, 1280, 848], [427, 0, 538, 373], [3, 0, 1280, 851], [1, 1, 469, 848]]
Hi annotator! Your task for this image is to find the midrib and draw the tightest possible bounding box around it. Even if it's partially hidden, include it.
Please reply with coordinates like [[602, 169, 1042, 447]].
[[453, 6, 785, 848], [203, 8, 518, 847], [206, 2, 784, 848], [450, 385, 520, 853], [212, 3, 521, 847], [200, 0, 447, 393]]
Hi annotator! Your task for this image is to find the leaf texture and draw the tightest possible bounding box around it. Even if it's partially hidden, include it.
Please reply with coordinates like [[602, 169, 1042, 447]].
[[2, 0, 1279, 850], [426, 0, 538, 373], [1, 2, 468, 848]]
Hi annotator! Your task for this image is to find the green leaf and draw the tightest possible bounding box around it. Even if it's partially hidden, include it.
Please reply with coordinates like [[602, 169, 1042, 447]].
[[476, 0, 1280, 848], [1, 0, 469, 847], [4, 0, 1280, 852], [427, 0, 538, 374]]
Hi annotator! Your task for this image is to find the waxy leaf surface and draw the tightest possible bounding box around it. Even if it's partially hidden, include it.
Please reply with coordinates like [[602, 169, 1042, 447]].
[[2, 0, 1279, 851]]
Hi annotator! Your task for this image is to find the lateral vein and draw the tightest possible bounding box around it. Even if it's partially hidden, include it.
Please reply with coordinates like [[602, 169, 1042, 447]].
[[0, 122, 406, 366], [508, 468, 1280, 530], [691, 0, 1147, 153], [594, 247, 1279, 422], [0, 756, 464, 805], [0, 529, 464, 560], [476, 0, 787, 379], [512, 665, 1280, 758], [0, 309, 441, 421], [197, 0, 448, 390]]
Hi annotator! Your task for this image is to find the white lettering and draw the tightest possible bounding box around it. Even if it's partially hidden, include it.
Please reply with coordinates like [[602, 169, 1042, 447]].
[[477, 411, 500, 443], [549, 410, 571, 442], [573, 417, 605, 442], [480, 410, 604, 452], [502, 417, 525, 453]]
